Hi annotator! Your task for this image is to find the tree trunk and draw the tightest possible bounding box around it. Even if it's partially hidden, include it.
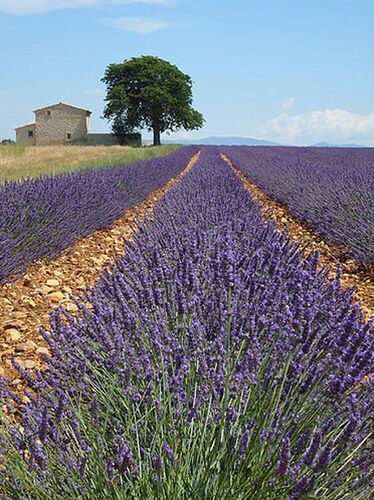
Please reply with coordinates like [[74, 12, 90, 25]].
[[153, 125, 161, 146]]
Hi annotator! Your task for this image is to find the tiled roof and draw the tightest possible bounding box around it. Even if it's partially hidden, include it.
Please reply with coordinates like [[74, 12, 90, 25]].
[[33, 102, 92, 114], [14, 123, 36, 130]]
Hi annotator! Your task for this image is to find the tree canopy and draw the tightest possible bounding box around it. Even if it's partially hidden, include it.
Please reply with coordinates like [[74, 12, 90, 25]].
[[102, 56, 204, 146]]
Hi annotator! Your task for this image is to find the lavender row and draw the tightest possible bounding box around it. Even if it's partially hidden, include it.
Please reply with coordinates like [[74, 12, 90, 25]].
[[1, 147, 373, 498], [221, 146, 374, 265], [0, 146, 198, 284]]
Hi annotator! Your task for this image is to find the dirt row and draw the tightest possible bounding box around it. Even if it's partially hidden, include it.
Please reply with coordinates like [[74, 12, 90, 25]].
[[222, 153, 374, 322], [0, 151, 200, 394]]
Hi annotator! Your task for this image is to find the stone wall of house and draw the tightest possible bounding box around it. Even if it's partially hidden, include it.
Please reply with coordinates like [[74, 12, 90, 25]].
[[85, 133, 119, 146], [15, 124, 36, 145], [85, 133, 141, 147], [35, 104, 90, 145], [120, 133, 142, 147]]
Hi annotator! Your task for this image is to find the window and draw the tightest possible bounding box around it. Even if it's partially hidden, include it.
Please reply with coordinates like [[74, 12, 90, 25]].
[[66, 133, 72, 141], [28, 130, 33, 137], [46, 110, 51, 116]]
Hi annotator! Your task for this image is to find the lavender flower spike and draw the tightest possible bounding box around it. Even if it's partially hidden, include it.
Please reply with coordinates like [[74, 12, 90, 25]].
[[275, 437, 290, 476], [303, 431, 322, 466]]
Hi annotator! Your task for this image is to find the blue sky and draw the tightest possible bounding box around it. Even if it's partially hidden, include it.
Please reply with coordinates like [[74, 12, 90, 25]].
[[1, 0, 374, 145]]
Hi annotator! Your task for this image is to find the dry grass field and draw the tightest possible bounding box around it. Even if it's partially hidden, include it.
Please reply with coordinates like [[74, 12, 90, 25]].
[[0, 143, 180, 181]]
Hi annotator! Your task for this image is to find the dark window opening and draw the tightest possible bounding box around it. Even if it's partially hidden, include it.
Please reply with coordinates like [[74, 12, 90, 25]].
[[28, 130, 33, 137], [66, 133, 72, 140], [47, 110, 51, 116]]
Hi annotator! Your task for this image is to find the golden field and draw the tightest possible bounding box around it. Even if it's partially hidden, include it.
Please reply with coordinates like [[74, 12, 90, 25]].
[[0, 143, 180, 182]]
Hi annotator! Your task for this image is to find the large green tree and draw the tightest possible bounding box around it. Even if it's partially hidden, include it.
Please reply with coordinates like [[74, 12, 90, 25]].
[[102, 56, 204, 146]]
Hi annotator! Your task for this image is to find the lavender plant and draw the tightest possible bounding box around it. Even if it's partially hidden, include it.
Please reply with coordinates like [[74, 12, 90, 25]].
[[221, 146, 374, 266], [0, 147, 373, 499], [0, 146, 198, 284]]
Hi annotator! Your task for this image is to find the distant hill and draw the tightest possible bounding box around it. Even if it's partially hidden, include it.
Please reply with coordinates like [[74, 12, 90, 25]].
[[164, 136, 279, 146], [161, 137, 370, 147], [311, 141, 367, 148]]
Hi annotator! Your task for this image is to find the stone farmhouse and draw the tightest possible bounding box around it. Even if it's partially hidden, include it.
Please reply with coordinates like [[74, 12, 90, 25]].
[[15, 102, 141, 147]]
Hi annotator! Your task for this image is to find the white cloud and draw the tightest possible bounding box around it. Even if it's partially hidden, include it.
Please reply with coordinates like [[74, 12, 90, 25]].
[[0, 0, 96, 14], [84, 88, 104, 95], [282, 96, 295, 109], [0, 0, 175, 15], [112, 1, 174, 4], [104, 16, 173, 33], [260, 108, 374, 145]]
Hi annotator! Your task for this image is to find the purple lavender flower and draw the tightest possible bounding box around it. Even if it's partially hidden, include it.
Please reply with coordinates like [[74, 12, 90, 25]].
[[153, 455, 163, 475], [106, 460, 115, 478], [338, 415, 357, 444], [162, 443, 179, 467], [314, 441, 333, 471], [303, 431, 322, 466], [275, 437, 290, 476], [119, 445, 133, 475], [289, 475, 313, 499], [238, 430, 250, 457], [29, 441, 48, 470], [55, 394, 65, 424], [38, 407, 48, 443]]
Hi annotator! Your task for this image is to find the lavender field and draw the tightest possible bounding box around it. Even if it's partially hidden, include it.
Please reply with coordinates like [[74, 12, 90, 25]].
[[0, 146, 197, 284], [1, 147, 373, 499], [220, 146, 374, 266]]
